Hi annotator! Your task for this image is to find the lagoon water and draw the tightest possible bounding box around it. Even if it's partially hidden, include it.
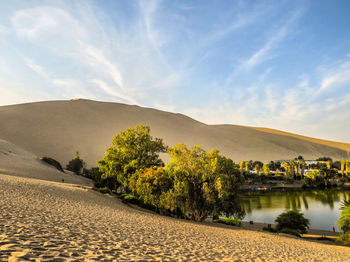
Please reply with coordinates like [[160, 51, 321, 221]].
[[240, 189, 350, 231]]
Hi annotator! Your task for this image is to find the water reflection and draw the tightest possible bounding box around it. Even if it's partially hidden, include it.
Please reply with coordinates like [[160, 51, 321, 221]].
[[240, 189, 350, 212], [239, 189, 350, 230]]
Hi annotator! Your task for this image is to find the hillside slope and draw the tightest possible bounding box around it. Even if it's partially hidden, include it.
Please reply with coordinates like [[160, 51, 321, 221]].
[[0, 99, 348, 166]]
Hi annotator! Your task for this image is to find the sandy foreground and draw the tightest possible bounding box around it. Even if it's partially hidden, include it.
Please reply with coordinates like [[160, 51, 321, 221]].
[[0, 174, 349, 261]]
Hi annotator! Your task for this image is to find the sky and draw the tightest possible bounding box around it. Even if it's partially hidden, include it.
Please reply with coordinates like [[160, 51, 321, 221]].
[[0, 0, 350, 142]]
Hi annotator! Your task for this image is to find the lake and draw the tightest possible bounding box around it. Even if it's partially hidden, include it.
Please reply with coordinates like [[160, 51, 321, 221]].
[[240, 189, 350, 231]]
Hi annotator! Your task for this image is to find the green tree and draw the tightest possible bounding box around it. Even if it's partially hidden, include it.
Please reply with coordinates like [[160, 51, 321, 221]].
[[66, 151, 86, 175], [338, 203, 350, 234], [98, 125, 166, 190], [239, 161, 244, 175], [165, 144, 243, 221], [263, 164, 270, 176], [275, 210, 310, 234], [282, 162, 290, 177], [340, 159, 346, 176], [130, 167, 173, 213]]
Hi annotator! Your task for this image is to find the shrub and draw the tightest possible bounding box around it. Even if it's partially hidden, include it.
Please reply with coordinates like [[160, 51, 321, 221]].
[[66, 151, 86, 175], [41, 156, 64, 172], [120, 193, 139, 205], [97, 187, 111, 194], [262, 226, 277, 233], [275, 210, 309, 234], [337, 233, 350, 245], [214, 217, 241, 227], [278, 228, 301, 237], [338, 205, 350, 233]]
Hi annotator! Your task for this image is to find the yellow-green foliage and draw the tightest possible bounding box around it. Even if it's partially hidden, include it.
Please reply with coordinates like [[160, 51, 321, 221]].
[[337, 234, 350, 245], [164, 144, 243, 221], [97, 187, 111, 194], [338, 206, 350, 233], [99, 126, 243, 221], [98, 125, 166, 189], [130, 167, 172, 209], [214, 217, 241, 227], [263, 164, 270, 176]]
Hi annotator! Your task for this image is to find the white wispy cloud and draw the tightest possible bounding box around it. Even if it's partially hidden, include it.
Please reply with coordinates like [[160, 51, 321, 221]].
[[139, 0, 170, 69], [312, 57, 350, 98], [85, 47, 124, 90], [10, 2, 180, 107], [225, 10, 303, 87], [320, 67, 350, 92]]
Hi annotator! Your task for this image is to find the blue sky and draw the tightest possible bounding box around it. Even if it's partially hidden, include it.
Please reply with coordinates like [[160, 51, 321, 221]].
[[1, 1, 350, 142]]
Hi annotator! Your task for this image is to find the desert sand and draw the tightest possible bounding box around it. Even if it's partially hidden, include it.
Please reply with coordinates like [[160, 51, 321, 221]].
[[1, 171, 349, 261], [0, 99, 349, 166]]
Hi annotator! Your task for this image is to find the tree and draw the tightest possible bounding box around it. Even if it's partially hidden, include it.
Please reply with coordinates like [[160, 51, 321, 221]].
[[66, 151, 86, 175], [289, 161, 296, 179], [245, 161, 249, 172], [337, 200, 350, 244], [316, 157, 332, 162], [252, 161, 263, 175], [263, 164, 270, 176], [275, 210, 310, 234], [301, 161, 306, 178], [338, 205, 350, 234], [296, 155, 304, 161], [98, 125, 166, 190], [130, 167, 173, 213], [340, 159, 346, 177], [165, 144, 243, 221], [282, 162, 290, 177], [239, 161, 244, 175]]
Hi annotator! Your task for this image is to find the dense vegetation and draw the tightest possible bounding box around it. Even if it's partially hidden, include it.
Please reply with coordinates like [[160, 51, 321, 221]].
[[337, 200, 350, 245], [98, 125, 244, 221]]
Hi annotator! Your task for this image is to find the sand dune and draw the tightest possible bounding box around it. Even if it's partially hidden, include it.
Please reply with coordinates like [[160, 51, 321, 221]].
[[252, 127, 350, 153], [0, 99, 349, 167], [0, 139, 92, 186], [1, 174, 349, 261]]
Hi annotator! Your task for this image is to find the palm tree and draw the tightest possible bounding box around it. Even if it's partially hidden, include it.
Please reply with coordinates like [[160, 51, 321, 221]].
[[254, 164, 261, 175], [263, 164, 270, 176], [239, 161, 244, 175], [340, 159, 346, 176], [301, 161, 306, 178], [283, 162, 289, 177], [289, 161, 296, 179], [245, 161, 249, 172]]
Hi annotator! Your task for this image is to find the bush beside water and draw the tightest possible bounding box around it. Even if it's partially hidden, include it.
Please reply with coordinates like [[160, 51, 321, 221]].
[[214, 217, 241, 227], [337, 234, 350, 245], [263, 210, 309, 237]]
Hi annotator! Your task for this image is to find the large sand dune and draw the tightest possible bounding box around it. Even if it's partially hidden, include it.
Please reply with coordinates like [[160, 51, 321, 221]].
[[1, 174, 349, 261], [0, 99, 349, 166]]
